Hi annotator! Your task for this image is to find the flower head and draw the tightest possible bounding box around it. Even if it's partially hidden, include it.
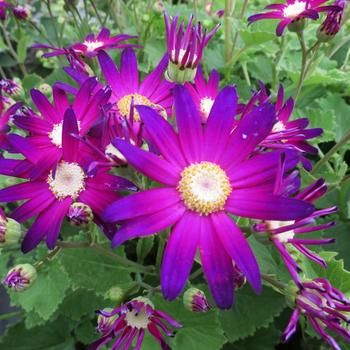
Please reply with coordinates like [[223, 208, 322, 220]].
[[98, 48, 173, 119], [318, 0, 346, 40], [89, 297, 181, 350], [103, 85, 314, 308], [0, 109, 135, 252], [13, 6, 30, 20], [33, 28, 137, 59], [248, 0, 341, 36], [255, 171, 336, 284], [185, 67, 220, 122], [0, 79, 21, 96], [164, 13, 220, 83], [183, 288, 212, 312], [0, 207, 21, 245], [284, 278, 350, 350], [3, 264, 37, 291]]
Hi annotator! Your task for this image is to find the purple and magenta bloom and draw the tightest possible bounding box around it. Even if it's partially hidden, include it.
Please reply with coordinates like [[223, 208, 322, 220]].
[[255, 174, 336, 284], [89, 298, 181, 350], [12, 5, 30, 20], [248, 0, 341, 36], [164, 13, 220, 82], [0, 110, 134, 252], [3, 264, 37, 291], [0, 1, 12, 21], [284, 278, 350, 350], [98, 48, 173, 119], [103, 85, 314, 309], [318, 0, 346, 39], [183, 288, 212, 312], [0, 79, 21, 96], [33, 27, 137, 59], [185, 66, 220, 123]]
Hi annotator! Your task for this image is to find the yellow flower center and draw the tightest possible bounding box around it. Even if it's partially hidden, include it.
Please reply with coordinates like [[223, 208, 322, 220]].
[[125, 307, 150, 329], [117, 93, 153, 121], [47, 161, 86, 200], [178, 161, 232, 215]]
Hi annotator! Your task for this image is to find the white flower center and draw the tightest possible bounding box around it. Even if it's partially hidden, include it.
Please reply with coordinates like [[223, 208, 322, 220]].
[[125, 307, 150, 329], [272, 121, 286, 133], [83, 40, 104, 52], [267, 220, 295, 243], [200, 97, 215, 119], [283, 1, 307, 18], [105, 143, 126, 162], [48, 121, 81, 148], [178, 161, 232, 215], [47, 161, 85, 200]]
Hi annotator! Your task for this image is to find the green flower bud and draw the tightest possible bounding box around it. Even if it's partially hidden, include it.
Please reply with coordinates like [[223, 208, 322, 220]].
[[165, 62, 197, 84], [183, 288, 212, 312], [4, 264, 37, 291], [105, 286, 124, 304]]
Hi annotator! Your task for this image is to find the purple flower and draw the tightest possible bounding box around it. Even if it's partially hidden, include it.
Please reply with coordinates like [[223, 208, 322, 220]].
[[33, 28, 137, 58], [89, 298, 181, 350], [103, 85, 314, 309], [248, 0, 341, 36], [0, 1, 12, 21], [67, 202, 94, 226], [255, 161, 336, 284], [0, 79, 21, 96], [3, 264, 37, 291], [183, 288, 212, 312], [318, 0, 346, 39], [0, 110, 134, 252], [284, 278, 350, 350], [98, 48, 173, 119], [12, 6, 30, 20], [185, 67, 220, 122], [164, 13, 220, 82]]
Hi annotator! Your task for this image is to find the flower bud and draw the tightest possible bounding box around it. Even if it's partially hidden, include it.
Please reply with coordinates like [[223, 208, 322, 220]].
[[38, 83, 52, 97], [183, 288, 212, 312], [287, 18, 306, 34], [165, 62, 197, 84], [0, 210, 22, 246], [13, 6, 30, 20], [97, 308, 118, 334], [0, 79, 22, 96], [3, 264, 37, 291], [67, 202, 93, 226], [153, 0, 165, 13], [105, 286, 124, 304]]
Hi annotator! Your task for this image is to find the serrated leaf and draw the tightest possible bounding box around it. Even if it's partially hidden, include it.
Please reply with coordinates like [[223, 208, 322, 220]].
[[219, 285, 286, 342], [16, 36, 30, 63], [239, 30, 275, 47], [10, 259, 70, 320]]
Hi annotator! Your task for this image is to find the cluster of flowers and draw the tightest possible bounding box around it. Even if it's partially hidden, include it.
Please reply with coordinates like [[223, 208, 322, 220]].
[[0, 1, 349, 349]]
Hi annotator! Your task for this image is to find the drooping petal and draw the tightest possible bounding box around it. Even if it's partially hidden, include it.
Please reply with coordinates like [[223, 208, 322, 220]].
[[211, 212, 262, 293], [161, 211, 200, 300]]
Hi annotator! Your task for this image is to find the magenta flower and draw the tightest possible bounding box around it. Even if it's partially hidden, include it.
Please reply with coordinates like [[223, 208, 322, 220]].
[[103, 85, 314, 308], [12, 5, 30, 20], [0, 110, 134, 252], [255, 171, 336, 284], [0, 1, 12, 21], [33, 28, 137, 58], [185, 66, 220, 122], [164, 13, 220, 82], [3, 264, 37, 291], [248, 0, 341, 36], [183, 288, 212, 312], [284, 278, 350, 350], [89, 298, 181, 350], [0, 79, 21, 96], [318, 0, 346, 39], [7, 78, 111, 175], [98, 48, 173, 119]]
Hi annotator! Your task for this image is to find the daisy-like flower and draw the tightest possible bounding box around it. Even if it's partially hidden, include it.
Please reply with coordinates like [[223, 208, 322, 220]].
[[248, 0, 341, 36], [0, 1, 12, 21], [103, 85, 314, 308], [98, 48, 173, 120], [164, 13, 220, 83], [89, 297, 181, 350], [255, 162, 336, 284], [7, 78, 111, 176], [185, 66, 220, 123], [318, 0, 346, 40], [33, 28, 137, 58], [0, 110, 134, 252], [284, 278, 350, 350]]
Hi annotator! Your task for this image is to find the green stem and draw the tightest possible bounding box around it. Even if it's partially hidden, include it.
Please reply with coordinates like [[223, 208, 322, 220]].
[[0, 311, 23, 321], [45, 0, 61, 46], [224, 0, 235, 79], [271, 36, 286, 91], [230, 0, 248, 59], [89, 0, 103, 26], [190, 268, 203, 280], [312, 129, 350, 174], [261, 273, 286, 292], [294, 31, 308, 102]]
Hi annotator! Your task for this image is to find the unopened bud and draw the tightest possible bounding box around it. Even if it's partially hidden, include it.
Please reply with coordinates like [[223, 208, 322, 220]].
[[288, 18, 306, 34], [166, 62, 197, 84], [183, 288, 212, 312], [38, 83, 52, 97], [3, 264, 37, 291], [67, 202, 93, 226], [13, 6, 30, 20], [0, 211, 22, 246], [105, 286, 124, 304]]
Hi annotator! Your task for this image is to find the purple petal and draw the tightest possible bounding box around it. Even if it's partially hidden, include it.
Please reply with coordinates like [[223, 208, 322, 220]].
[[62, 108, 79, 162], [161, 211, 200, 300], [120, 48, 139, 92], [30, 89, 57, 123]]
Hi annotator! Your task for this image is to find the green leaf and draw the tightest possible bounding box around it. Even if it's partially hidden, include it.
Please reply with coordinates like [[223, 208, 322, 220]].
[[22, 74, 44, 92], [219, 285, 286, 342], [58, 245, 133, 295], [16, 36, 30, 63], [0, 317, 74, 350], [10, 260, 71, 321], [239, 31, 275, 47]]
